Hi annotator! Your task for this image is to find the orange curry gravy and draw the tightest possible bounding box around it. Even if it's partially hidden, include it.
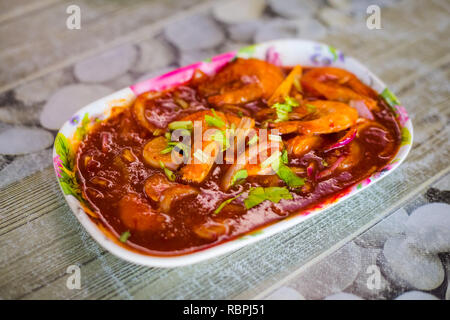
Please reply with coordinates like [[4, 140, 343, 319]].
[[76, 59, 401, 256]]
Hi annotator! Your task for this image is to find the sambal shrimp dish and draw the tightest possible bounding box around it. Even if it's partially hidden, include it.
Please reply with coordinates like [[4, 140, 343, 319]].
[[75, 58, 402, 256]]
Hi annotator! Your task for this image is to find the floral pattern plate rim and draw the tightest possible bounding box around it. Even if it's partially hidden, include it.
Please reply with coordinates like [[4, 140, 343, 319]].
[[53, 39, 413, 267]]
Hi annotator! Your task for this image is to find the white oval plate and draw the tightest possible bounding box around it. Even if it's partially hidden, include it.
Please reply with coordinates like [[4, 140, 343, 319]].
[[53, 39, 413, 267]]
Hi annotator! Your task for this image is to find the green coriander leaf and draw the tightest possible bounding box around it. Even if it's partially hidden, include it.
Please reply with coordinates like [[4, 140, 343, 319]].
[[244, 186, 293, 209], [119, 231, 131, 243], [274, 163, 305, 188], [243, 187, 266, 209], [269, 155, 305, 188], [231, 169, 248, 186], [264, 186, 294, 203]]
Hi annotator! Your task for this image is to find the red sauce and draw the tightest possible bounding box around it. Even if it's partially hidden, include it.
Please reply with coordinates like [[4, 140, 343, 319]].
[[75, 60, 401, 256]]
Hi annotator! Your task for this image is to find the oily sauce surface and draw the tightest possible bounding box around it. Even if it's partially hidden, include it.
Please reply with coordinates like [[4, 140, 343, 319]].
[[76, 59, 401, 255]]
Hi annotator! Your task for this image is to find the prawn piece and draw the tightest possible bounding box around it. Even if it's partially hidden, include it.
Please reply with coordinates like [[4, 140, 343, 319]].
[[144, 173, 177, 201], [132, 91, 163, 133], [224, 115, 256, 163], [356, 120, 397, 158], [143, 136, 183, 170], [273, 100, 358, 135], [179, 110, 228, 183], [286, 135, 323, 157], [159, 185, 199, 213], [118, 194, 168, 231], [301, 67, 378, 110], [198, 58, 284, 106], [144, 172, 199, 212], [221, 137, 283, 190], [180, 141, 220, 183]]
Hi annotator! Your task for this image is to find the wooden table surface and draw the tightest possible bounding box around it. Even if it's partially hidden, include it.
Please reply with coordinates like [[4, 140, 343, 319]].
[[0, 0, 449, 299]]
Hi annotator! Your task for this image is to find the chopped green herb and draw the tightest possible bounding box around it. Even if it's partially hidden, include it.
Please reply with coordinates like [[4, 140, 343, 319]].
[[119, 230, 131, 243], [231, 169, 248, 186], [159, 161, 176, 182], [205, 109, 226, 128], [273, 162, 305, 188], [214, 186, 294, 213], [271, 96, 299, 122], [306, 104, 317, 113], [238, 111, 244, 117], [281, 149, 288, 164], [272, 102, 292, 122], [270, 155, 305, 188], [160, 147, 173, 154], [214, 194, 241, 215], [284, 96, 299, 107], [244, 187, 293, 209], [168, 120, 193, 131]]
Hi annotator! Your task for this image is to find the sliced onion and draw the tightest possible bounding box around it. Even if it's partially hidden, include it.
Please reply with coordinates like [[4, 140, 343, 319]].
[[306, 162, 315, 179], [325, 128, 357, 152], [350, 100, 374, 120], [316, 156, 345, 180]]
